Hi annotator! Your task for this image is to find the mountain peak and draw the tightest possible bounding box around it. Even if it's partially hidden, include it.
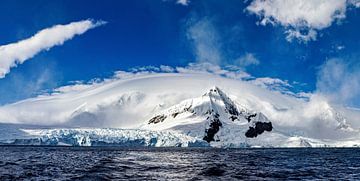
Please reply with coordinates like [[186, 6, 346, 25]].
[[203, 86, 222, 96], [209, 86, 221, 93], [145, 87, 273, 144]]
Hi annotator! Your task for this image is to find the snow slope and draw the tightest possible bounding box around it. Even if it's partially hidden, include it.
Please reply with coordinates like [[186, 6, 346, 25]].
[[143, 87, 273, 147], [0, 73, 359, 147]]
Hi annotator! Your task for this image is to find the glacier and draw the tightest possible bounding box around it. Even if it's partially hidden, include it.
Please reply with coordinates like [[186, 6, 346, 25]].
[[0, 128, 209, 147], [1, 126, 360, 148]]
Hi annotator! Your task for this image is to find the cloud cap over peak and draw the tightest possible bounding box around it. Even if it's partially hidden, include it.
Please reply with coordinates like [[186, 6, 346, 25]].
[[0, 19, 106, 78]]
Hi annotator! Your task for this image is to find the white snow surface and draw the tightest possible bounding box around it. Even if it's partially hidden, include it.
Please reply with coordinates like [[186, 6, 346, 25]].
[[0, 73, 359, 147]]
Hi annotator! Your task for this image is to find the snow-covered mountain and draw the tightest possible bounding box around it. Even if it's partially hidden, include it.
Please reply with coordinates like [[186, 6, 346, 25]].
[[0, 73, 359, 147], [143, 87, 273, 145]]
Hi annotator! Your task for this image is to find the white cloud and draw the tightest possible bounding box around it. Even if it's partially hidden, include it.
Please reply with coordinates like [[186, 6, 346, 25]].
[[236, 53, 260, 67], [4, 65, 58, 102], [250, 77, 299, 97], [112, 71, 134, 79], [350, 0, 360, 7], [109, 63, 301, 95], [252, 77, 290, 88], [113, 62, 252, 80], [176, 62, 252, 80], [336, 45, 346, 51], [316, 58, 360, 106], [246, 0, 358, 42], [0, 19, 106, 78], [130, 65, 160, 72], [285, 29, 318, 42], [177, 0, 189, 6], [160, 65, 175, 72], [187, 18, 222, 64], [53, 83, 96, 94], [186, 18, 262, 67]]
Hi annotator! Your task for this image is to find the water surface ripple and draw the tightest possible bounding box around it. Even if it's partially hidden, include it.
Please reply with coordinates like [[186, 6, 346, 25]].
[[0, 147, 359, 180]]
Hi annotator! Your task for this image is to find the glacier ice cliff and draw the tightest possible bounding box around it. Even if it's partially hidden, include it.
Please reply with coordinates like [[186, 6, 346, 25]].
[[2, 128, 209, 147]]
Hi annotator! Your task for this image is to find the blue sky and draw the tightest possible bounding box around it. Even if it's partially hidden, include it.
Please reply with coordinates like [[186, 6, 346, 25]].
[[0, 0, 359, 106]]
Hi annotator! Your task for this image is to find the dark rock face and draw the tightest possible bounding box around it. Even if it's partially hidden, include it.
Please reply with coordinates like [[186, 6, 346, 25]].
[[172, 112, 180, 118], [203, 113, 222, 143], [171, 105, 193, 118], [150, 105, 194, 123], [245, 122, 273, 138], [148, 115, 167, 124], [229, 115, 238, 121], [245, 113, 257, 122]]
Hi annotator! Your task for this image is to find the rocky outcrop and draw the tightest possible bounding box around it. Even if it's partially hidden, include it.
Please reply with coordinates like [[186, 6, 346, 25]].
[[148, 115, 167, 124], [203, 112, 222, 143], [245, 122, 273, 138]]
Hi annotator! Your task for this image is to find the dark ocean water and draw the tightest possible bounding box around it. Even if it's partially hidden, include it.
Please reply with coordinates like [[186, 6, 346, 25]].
[[0, 147, 360, 180]]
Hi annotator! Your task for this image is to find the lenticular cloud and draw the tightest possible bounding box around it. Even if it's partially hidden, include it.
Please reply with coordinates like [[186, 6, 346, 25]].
[[0, 19, 106, 78]]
